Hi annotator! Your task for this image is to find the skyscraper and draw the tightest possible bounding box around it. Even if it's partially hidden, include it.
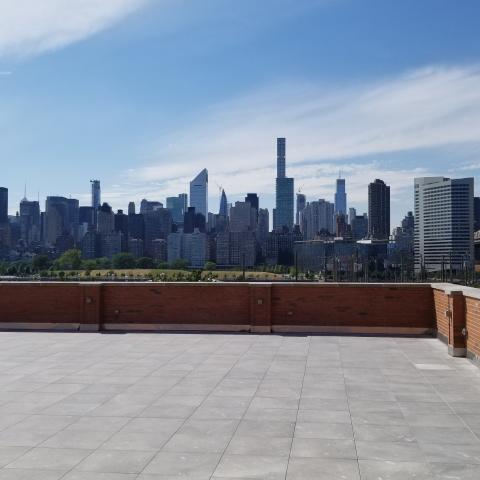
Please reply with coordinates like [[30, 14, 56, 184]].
[[140, 199, 163, 214], [296, 193, 306, 226], [166, 194, 188, 224], [97, 203, 115, 234], [414, 177, 474, 272], [368, 179, 390, 240], [245, 193, 259, 214], [45, 196, 70, 246], [19, 198, 41, 245], [219, 189, 228, 217], [273, 138, 294, 231], [300, 199, 334, 240], [0, 187, 8, 223], [90, 180, 101, 210], [334, 178, 347, 215], [474, 197, 480, 231], [230, 202, 256, 232], [190, 169, 208, 218]]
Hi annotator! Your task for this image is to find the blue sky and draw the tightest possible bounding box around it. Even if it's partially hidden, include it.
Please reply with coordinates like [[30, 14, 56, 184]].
[[1, 0, 480, 226]]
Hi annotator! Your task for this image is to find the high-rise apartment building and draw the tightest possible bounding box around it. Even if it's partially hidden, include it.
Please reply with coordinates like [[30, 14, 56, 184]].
[[348, 207, 356, 225], [300, 200, 334, 240], [19, 198, 41, 245], [190, 169, 208, 218], [0, 187, 8, 223], [97, 203, 115, 234], [334, 178, 347, 215], [474, 197, 480, 231], [230, 201, 256, 232], [351, 214, 368, 240], [245, 193, 259, 219], [273, 138, 294, 231], [45, 196, 70, 246], [144, 208, 172, 256], [414, 177, 474, 272], [368, 179, 390, 240], [257, 208, 270, 246]]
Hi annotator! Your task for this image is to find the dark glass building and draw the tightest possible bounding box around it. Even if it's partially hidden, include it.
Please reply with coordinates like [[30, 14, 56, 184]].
[[368, 179, 390, 240]]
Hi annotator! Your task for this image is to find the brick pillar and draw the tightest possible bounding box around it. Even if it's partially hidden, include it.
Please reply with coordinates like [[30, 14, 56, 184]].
[[249, 284, 272, 333], [80, 284, 102, 332], [447, 291, 466, 357]]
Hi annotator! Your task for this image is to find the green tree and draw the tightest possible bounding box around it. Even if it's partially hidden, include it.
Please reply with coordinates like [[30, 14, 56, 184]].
[[96, 257, 112, 269], [55, 249, 82, 270], [82, 259, 97, 272], [32, 255, 51, 272], [204, 261, 217, 271], [170, 258, 190, 270], [112, 253, 136, 269], [136, 257, 155, 269]]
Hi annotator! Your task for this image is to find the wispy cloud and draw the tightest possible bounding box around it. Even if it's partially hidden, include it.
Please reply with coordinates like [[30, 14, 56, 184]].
[[0, 70, 12, 75], [120, 65, 480, 211], [0, 0, 149, 59]]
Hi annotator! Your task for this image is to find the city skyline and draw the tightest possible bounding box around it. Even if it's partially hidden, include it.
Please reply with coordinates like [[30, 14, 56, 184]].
[[1, 1, 480, 226]]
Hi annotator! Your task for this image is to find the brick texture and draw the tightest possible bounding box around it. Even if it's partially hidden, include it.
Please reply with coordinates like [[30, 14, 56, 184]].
[[433, 289, 449, 340], [0, 282, 438, 334], [271, 285, 435, 330], [466, 296, 480, 358]]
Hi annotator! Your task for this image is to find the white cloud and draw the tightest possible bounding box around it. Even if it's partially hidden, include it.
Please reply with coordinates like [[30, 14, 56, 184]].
[[0, 0, 148, 58], [123, 65, 480, 211]]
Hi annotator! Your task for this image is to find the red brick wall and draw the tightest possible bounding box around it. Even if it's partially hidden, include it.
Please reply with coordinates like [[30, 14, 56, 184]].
[[465, 296, 480, 357], [433, 289, 449, 340], [0, 282, 437, 334], [271, 284, 435, 331], [101, 284, 251, 327], [0, 283, 82, 324]]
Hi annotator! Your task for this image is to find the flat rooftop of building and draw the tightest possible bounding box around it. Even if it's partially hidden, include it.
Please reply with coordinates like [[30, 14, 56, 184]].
[[0, 332, 480, 479]]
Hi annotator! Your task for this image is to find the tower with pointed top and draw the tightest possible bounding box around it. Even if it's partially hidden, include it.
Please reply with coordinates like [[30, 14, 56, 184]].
[[219, 189, 228, 217]]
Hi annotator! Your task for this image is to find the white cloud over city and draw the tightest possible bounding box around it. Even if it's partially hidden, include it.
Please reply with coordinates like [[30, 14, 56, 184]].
[[0, 0, 149, 58], [115, 64, 480, 218]]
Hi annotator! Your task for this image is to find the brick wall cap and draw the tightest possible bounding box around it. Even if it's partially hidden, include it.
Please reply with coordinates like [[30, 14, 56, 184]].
[[432, 283, 480, 300]]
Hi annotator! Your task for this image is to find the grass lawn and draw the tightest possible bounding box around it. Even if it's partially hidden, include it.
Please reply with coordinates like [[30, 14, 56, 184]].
[[55, 269, 287, 281]]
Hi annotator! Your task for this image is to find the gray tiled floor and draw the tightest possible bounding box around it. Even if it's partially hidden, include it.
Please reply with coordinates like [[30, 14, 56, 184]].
[[0, 333, 480, 479]]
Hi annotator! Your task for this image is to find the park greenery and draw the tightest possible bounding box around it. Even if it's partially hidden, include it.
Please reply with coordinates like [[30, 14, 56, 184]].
[[0, 249, 290, 282]]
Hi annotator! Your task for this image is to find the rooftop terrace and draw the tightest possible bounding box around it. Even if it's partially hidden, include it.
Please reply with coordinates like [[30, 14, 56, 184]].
[[0, 331, 480, 479]]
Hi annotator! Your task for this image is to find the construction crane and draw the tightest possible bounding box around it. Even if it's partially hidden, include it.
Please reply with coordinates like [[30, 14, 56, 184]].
[[214, 181, 223, 195]]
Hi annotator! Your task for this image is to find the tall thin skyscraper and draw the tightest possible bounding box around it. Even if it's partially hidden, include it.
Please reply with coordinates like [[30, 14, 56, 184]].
[[368, 179, 390, 240], [277, 137, 286, 178], [0, 187, 8, 223], [414, 177, 474, 272], [273, 138, 294, 231], [190, 169, 208, 218], [90, 180, 101, 210], [334, 178, 347, 215], [219, 189, 228, 217]]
